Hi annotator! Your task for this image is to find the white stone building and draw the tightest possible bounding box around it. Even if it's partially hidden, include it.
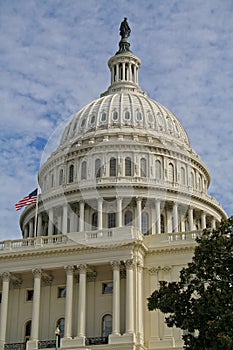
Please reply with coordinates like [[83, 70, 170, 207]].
[[0, 19, 226, 350]]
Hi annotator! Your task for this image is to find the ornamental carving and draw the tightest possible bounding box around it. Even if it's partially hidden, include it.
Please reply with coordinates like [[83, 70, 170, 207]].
[[125, 259, 135, 269], [2, 272, 10, 282], [87, 271, 97, 282], [65, 265, 74, 274], [32, 268, 42, 278], [77, 264, 87, 273], [42, 274, 53, 286], [111, 261, 120, 270]]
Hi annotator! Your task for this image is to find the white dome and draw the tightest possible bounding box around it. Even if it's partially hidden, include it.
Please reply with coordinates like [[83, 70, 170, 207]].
[[60, 92, 190, 147]]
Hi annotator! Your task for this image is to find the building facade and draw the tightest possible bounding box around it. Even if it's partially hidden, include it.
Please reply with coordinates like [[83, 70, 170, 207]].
[[0, 19, 226, 350]]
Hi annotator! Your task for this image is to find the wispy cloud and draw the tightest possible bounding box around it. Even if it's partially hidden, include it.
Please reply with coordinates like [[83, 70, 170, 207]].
[[0, 0, 232, 240]]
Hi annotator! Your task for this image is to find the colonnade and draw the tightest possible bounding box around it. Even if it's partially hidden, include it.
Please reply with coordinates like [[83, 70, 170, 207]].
[[0, 259, 142, 348], [23, 197, 217, 238]]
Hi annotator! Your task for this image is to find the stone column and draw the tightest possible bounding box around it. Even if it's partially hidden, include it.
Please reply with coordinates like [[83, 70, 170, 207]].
[[48, 208, 54, 235], [110, 261, 120, 337], [29, 220, 34, 237], [116, 197, 122, 227], [124, 259, 135, 337], [155, 200, 161, 234], [129, 63, 132, 81], [188, 207, 194, 231], [31, 269, 42, 341], [0, 272, 10, 346], [37, 214, 42, 237], [62, 205, 68, 234], [173, 202, 178, 232], [116, 64, 119, 82], [111, 66, 114, 84], [148, 267, 160, 347], [136, 261, 144, 344], [79, 201, 84, 232], [75, 264, 87, 345], [211, 217, 216, 229], [98, 198, 103, 230], [122, 62, 125, 80], [24, 224, 29, 238], [136, 198, 142, 232], [63, 266, 74, 339], [201, 211, 206, 229]]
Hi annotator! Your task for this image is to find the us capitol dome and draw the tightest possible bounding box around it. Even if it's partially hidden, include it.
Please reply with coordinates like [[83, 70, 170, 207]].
[[0, 18, 227, 350]]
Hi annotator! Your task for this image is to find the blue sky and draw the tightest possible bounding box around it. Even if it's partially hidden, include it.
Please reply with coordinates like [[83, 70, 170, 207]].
[[0, 0, 232, 240]]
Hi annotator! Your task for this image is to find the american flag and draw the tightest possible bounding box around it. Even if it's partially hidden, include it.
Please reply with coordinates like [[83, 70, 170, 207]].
[[15, 189, 38, 211]]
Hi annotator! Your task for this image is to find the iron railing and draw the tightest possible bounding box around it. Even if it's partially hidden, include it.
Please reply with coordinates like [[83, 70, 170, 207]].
[[4, 344, 25, 350], [85, 336, 108, 345]]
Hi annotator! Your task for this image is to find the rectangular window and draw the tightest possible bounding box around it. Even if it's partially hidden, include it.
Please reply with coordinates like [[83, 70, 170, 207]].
[[26, 290, 34, 301], [102, 282, 113, 294], [0, 292, 2, 303], [108, 213, 116, 228], [57, 287, 66, 298]]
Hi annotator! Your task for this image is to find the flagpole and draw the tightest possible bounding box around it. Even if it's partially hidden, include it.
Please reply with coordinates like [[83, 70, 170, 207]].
[[34, 188, 40, 238]]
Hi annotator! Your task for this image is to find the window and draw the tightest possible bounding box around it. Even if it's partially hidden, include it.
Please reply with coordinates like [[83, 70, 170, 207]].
[[113, 111, 118, 121], [125, 111, 130, 120], [155, 160, 162, 180], [161, 214, 165, 233], [124, 210, 133, 226], [81, 161, 87, 180], [90, 115, 96, 124], [59, 169, 63, 185], [57, 318, 65, 339], [25, 320, 31, 341], [110, 157, 117, 176], [102, 282, 113, 294], [58, 287, 66, 298], [92, 212, 98, 230], [125, 157, 132, 176], [26, 290, 34, 301], [168, 163, 174, 182], [51, 174, 54, 188], [140, 158, 147, 177], [102, 314, 112, 338], [136, 111, 142, 120], [148, 112, 153, 123], [181, 167, 186, 185], [81, 118, 86, 127], [142, 212, 149, 235], [0, 293, 2, 303], [101, 112, 107, 122], [95, 159, 101, 178], [69, 164, 74, 183], [191, 172, 195, 187], [108, 213, 116, 228]]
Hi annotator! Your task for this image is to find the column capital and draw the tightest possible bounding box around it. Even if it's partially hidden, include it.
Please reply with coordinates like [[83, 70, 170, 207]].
[[111, 261, 120, 270], [125, 259, 135, 270], [87, 271, 97, 282], [1, 272, 10, 282], [32, 268, 42, 278], [77, 264, 87, 273], [65, 265, 75, 274]]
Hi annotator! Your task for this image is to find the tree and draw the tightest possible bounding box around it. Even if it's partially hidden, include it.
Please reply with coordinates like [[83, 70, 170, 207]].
[[147, 217, 233, 350]]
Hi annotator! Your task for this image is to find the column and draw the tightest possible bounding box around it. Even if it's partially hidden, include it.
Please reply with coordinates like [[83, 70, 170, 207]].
[[111, 66, 114, 84], [201, 211, 206, 230], [133, 66, 136, 83], [211, 217, 216, 229], [37, 214, 42, 237], [48, 208, 54, 235], [79, 201, 84, 232], [148, 267, 160, 347], [63, 266, 74, 339], [116, 64, 119, 82], [136, 261, 144, 344], [116, 197, 122, 227], [111, 262, 120, 336], [129, 63, 132, 81], [124, 259, 135, 336], [62, 205, 68, 234], [173, 202, 178, 232], [70, 208, 76, 233], [188, 207, 194, 231], [98, 198, 103, 230], [155, 200, 161, 234], [0, 272, 10, 347], [136, 198, 142, 232], [24, 224, 29, 238], [76, 264, 87, 344], [29, 220, 34, 237], [31, 269, 42, 340], [122, 62, 125, 80]]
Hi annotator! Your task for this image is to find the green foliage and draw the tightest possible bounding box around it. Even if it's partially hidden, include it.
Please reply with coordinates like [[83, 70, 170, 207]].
[[147, 217, 233, 350]]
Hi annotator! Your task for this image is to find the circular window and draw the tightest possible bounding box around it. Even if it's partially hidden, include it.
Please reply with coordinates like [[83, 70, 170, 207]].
[[101, 113, 107, 122], [113, 111, 118, 120], [90, 115, 96, 124], [125, 111, 130, 120], [81, 118, 86, 127], [136, 112, 142, 121]]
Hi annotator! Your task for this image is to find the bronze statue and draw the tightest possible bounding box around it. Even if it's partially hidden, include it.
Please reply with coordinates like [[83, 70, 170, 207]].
[[120, 18, 131, 39]]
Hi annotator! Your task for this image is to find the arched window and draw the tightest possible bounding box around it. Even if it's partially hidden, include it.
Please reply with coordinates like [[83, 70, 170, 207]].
[[51, 174, 54, 188], [142, 212, 149, 235], [181, 167, 186, 185], [191, 172, 195, 187], [101, 112, 107, 122], [81, 161, 87, 180], [113, 111, 118, 120], [95, 159, 101, 178], [92, 212, 98, 230], [25, 320, 31, 341], [124, 210, 133, 226], [140, 158, 147, 177], [69, 164, 74, 183], [168, 163, 174, 182], [57, 318, 65, 338], [108, 213, 116, 228], [155, 160, 162, 180], [102, 314, 112, 338], [161, 214, 165, 233], [59, 169, 63, 185], [110, 157, 117, 176], [125, 157, 132, 176], [125, 111, 130, 120]]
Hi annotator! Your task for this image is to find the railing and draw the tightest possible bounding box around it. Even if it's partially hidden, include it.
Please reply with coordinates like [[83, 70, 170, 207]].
[[85, 337, 108, 345], [4, 344, 25, 350], [38, 340, 56, 349]]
